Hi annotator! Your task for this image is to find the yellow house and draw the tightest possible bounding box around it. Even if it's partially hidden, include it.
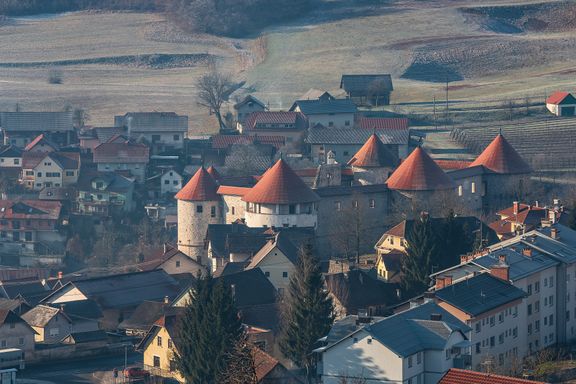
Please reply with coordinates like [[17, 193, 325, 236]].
[[138, 309, 185, 383], [374, 221, 408, 282]]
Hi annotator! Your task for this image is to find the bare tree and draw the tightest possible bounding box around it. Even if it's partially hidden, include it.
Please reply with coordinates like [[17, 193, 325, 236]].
[[196, 70, 235, 131], [367, 78, 390, 106]]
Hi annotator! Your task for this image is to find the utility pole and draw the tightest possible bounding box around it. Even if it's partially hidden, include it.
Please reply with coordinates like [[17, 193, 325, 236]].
[[445, 74, 450, 129], [433, 96, 437, 130]]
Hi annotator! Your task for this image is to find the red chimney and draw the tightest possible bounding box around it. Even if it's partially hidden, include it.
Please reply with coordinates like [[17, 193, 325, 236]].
[[513, 201, 519, 215], [499, 254, 506, 263], [435, 277, 445, 290], [491, 265, 510, 281], [522, 248, 533, 257], [57, 271, 63, 280]]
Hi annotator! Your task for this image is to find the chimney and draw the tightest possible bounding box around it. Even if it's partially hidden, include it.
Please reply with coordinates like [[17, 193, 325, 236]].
[[57, 271, 63, 280], [535, 201, 539, 208], [522, 248, 533, 257], [549, 210, 558, 224], [163, 243, 168, 254], [164, 296, 169, 304], [498, 254, 506, 264], [491, 264, 510, 281], [430, 313, 442, 321], [513, 201, 520, 215], [423, 291, 435, 303], [551, 227, 559, 240], [541, 218, 551, 228], [435, 277, 445, 290], [444, 275, 453, 287], [396, 288, 402, 300]]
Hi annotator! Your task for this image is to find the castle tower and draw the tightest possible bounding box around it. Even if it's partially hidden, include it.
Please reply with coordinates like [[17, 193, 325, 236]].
[[386, 146, 455, 214], [348, 133, 399, 185], [175, 167, 222, 263], [242, 159, 320, 229]]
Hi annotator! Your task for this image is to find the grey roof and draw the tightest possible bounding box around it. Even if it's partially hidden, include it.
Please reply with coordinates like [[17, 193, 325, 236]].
[[51, 299, 103, 321], [92, 127, 127, 143], [435, 273, 526, 317], [206, 223, 271, 260], [0, 281, 52, 305], [0, 298, 30, 315], [448, 165, 494, 179], [290, 99, 357, 115], [115, 112, 188, 133], [22, 305, 68, 327], [325, 315, 385, 345], [78, 171, 134, 194], [528, 228, 576, 263], [216, 268, 277, 308], [64, 330, 107, 343], [0, 112, 74, 132], [42, 270, 181, 309], [473, 248, 558, 281], [340, 74, 393, 92], [247, 231, 300, 269], [118, 300, 169, 331], [0, 145, 22, 157], [234, 95, 266, 109], [326, 302, 468, 357], [306, 127, 408, 145]]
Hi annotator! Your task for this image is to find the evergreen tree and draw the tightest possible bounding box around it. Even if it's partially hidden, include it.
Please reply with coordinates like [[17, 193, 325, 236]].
[[401, 214, 436, 295], [176, 274, 243, 384], [439, 211, 474, 269], [280, 243, 334, 382]]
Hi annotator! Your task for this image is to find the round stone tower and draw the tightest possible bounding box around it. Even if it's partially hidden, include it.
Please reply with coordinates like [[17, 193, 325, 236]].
[[348, 133, 399, 185], [175, 167, 222, 264]]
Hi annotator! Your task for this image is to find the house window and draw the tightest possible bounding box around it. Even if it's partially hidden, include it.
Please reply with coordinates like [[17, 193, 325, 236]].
[[176, 261, 181, 268], [18, 338, 24, 346], [152, 135, 161, 142], [231, 207, 235, 215], [289, 205, 296, 214], [499, 334, 504, 344], [9, 323, 15, 329], [499, 313, 503, 323], [513, 327, 518, 338], [24, 232, 32, 242], [550, 295, 554, 307], [164, 180, 170, 185], [0, 340, 5, 348], [550, 276, 554, 287], [490, 316, 495, 327], [196, 205, 203, 213], [369, 199, 375, 208], [283, 272, 288, 278], [328, 122, 334, 127], [550, 314, 554, 326], [528, 304, 532, 315], [446, 349, 450, 360], [345, 120, 350, 126], [471, 182, 476, 194], [153, 356, 160, 368], [417, 352, 421, 364], [37, 172, 42, 177], [168, 339, 173, 349], [157, 336, 162, 347], [458, 185, 463, 196], [476, 343, 481, 354], [211, 206, 216, 218], [173, 135, 180, 141], [527, 284, 532, 295], [49, 328, 60, 337], [535, 320, 540, 332], [66, 171, 74, 177], [335, 201, 341, 211], [264, 271, 270, 277], [408, 356, 413, 368], [535, 301, 540, 312], [528, 324, 532, 335], [25, 171, 33, 176], [475, 323, 481, 333], [535, 281, 540, 292], [13, 158, 19, 165], [169, 359, 177, 372], [173, 180, 178, 185], [499, 354, 504, 366], [490, 336, 495, 347]]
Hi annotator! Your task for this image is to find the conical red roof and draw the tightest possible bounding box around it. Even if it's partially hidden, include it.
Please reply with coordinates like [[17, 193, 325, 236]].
[[242, 159, 319, 204], [386, 147, 454, 191], [207, 165, 221, 181], [348, 134, 398, 168], [469, 134, 531, 174], [175, 167, 220, 201]]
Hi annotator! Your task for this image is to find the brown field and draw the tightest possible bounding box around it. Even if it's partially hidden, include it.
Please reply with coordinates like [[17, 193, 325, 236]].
[[1, 1, 576, 134]]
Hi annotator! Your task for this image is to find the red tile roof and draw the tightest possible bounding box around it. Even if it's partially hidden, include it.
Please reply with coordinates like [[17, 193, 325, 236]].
[[348, 133, 398, 168], [469, 134, 531, 174], [24, 134, 57, 152], [242, 159, 320, 204], [175, 167, 220, 201], [497, 203, 547, 226], [0, 200, 62, 220], [434, 159, 472, 170], [207, 165, 221, 181], [217, 185, 251, 196], [385, 221, 407, 237], [546, 91, 573, 105], [253, 347, 281, 382], [211, 135, 285, 150], [386, 147, 454, 191], [358, 117, 409, 130], [439, 369, 546, 384], [93, 141, 150, 164]]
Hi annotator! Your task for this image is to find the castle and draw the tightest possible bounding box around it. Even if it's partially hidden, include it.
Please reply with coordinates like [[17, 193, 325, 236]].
[[175, 133, 531, 263]]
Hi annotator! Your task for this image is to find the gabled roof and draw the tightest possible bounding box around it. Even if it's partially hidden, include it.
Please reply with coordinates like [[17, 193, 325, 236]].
[[206, 165, 221, 181], [546, 91, 576, 105], [497, 203, 547, 225], [242, 159, 320, 204], [243, 111, 308, 131], [50, 299, 103, 321], [137, 307, 186, 352], [206, 223, 273, 260], [215, 268, 277, 308], [93, 141, 150, 164], [22, 151, 80, 170], [357, 117, 408, 130], [118, 300, 170, 332], [24, 134, 58, 152], [246, 232, 300, 269], [469, 134, 531, 174], [290, 99, 358, 115], [175, 166, 220, 201], [234, 95, 266, 109], [299, 88, 336, 101], [348, 133, 398, 168], [472, 248, 558, 282], [22, 304, 70, 327], [211, 134, 285, 150], [340, 74, 393, 92], [435, 273, 526, 316], [0, 111, 74, 132], [386, 147, 454, 191], [440, 368, 547, 384], [0, 309, 37, 333], [0, 145, 22, 158], [115, 112, 188, 133], [0, 200, 62, 220], [306, 127, 408, 145]]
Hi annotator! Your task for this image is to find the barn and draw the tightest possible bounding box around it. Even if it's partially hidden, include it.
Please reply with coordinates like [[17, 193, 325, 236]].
[[340, 74, 393, 106], [546, 91, 576, 116]]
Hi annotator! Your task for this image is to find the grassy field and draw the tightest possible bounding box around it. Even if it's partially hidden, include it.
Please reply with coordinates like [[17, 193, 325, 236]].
[[1, 1, 576, 134]]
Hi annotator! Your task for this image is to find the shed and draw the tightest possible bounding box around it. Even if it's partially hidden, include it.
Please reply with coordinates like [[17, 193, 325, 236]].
[[340, 74, 393, 106], [546, 91, 576, 116]]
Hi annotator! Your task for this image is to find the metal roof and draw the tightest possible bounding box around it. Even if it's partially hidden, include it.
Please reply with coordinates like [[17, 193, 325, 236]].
[[0, 112, 73, 132], [290, 99, 357, 115], [306, 127, 408, 145], [473, 248, 558, 281], [340, 74, 393, 92]]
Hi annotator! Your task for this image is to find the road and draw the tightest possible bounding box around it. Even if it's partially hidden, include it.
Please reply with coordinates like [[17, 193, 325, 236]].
[[18, 352, 141, 384]]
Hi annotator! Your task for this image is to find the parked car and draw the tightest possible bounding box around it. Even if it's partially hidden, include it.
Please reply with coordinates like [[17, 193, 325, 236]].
[[123, 367, 150, 379]]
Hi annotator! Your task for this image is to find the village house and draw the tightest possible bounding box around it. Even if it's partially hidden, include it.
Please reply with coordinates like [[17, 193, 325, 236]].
[[160, 169, 183, 197], [432, 273, 527, 374], [21, 151, 80, 191], [306, 126, 409, 165], [0, 200, 66, 266], [92, 138, 150, 183], [0, 309, 36, 356], [546, 91, 576, 117], [77, 126, 127, 152], [76, 171, 135, 216], [114, 112, 188, 154], [299, 88, 336, 101], [24, 134, 58, 154], [439, 368, 546, 384], [489, 201, 549, 240], [316, 302, 471, 384], [238, 111, 308, 144], [118, 299, 171, 337], [234, 95, 267, 124], [0, 146, 22, 169], [138, 245, 204, 277], [21, 305, 72, 344], [340, 74, 394, 106], [290, 99, 357, 129], [0, 111, 75, 148]]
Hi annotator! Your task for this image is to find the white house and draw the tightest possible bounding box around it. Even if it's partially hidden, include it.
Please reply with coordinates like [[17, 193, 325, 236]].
[[0, 146, 22, 168], [92, 140, 150, 183], [160, 169, 182, 197], [21, 152, 80, 190], [290, 99, 357, 129], [317, 302, 471, 384], [546, 92, 576, 117]]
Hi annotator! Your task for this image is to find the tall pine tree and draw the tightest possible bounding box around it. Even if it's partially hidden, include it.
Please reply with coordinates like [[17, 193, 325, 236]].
[[401, 214, 436, 295], [280, 243, 334, 382], [175, 274, 243, 383]]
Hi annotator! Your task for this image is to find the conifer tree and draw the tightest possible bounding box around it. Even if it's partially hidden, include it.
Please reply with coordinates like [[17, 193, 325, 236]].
[[401, 214, 435, 295], [280, 243, 334, 382], [175, 274, 243, 383]]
